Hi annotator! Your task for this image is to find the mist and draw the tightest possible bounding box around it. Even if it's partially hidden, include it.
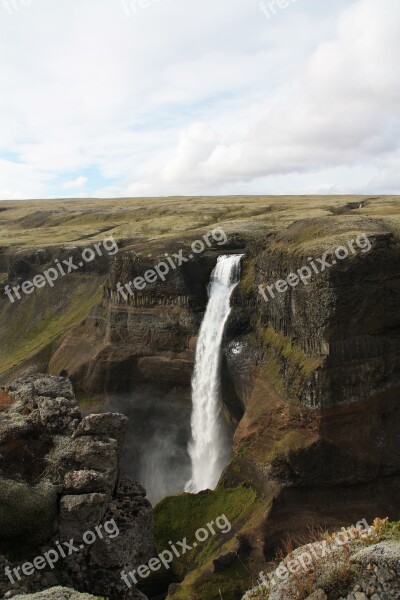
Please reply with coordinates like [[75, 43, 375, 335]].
[[104, 385, 192, 505]]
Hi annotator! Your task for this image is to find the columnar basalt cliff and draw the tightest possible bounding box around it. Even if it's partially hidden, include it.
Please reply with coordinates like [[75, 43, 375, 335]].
[[223, 217, 400, 563], [0, 375, 155, 600]]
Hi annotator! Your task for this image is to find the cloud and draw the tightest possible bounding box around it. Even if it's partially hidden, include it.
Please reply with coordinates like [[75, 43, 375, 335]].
[[146, 0, 400, 193], [0, 158, 54, 200], [62, 176, 88, 190], [0, 0, 398, 198]]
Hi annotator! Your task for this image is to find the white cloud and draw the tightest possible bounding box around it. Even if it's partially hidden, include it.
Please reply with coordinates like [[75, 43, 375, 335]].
[[0, 0, 398, 198], [62, 176, 88, 190], [0, 159, 54, 200], [145, 0, 400, 193]]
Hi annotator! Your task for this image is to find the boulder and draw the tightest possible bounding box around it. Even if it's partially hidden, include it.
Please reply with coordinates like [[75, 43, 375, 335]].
[[59, 493, 108, 542], [64, 471, 110, 495]]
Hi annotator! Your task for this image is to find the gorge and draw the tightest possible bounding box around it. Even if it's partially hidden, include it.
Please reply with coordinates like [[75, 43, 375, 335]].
[[1, 195, 400, 600]]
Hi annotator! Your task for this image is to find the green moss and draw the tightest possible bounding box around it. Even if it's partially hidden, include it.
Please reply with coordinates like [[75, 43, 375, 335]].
[[0, 478, 57, 555], [238, 259, 256, 295], [262, 354, 287, 400], [386, 521, 400, 540], [152, 484, 271, 600], [154, 484, 257, 577], [261, 326, 321, 376], [168, 559, 254, 600], [256, 324, 321, 404], [264, 430, 313, 462], [370, 518, 400, 542]]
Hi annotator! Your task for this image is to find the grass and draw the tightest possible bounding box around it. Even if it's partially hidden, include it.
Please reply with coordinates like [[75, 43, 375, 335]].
[[270, 212, 393, 254], [1, 195, 399, 252]]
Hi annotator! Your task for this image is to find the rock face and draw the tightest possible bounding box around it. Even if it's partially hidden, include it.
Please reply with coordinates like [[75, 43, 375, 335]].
[[47, 238, 248, 399], [45, 242, 248, 501], [0, 375, 155, 600], [47, 250, 214, 396], [222, 218, 400, 568]]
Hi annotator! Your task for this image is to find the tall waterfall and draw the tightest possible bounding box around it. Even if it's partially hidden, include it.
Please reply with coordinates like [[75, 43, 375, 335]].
[[185, 254, 244, 493]]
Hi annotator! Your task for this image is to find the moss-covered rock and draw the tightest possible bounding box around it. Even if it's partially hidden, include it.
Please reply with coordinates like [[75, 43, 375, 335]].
[[150, 484, 270, 600], [0, 478, 57, 543]]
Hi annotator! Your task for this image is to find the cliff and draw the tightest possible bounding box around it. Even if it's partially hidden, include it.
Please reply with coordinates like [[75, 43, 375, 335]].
[[224, 216, 400, 562], [0, 375, 155, 600]]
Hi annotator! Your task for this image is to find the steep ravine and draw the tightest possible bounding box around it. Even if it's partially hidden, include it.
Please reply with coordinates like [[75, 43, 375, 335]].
[[141, 217, 400, 599], [2, 213, 400, 599]]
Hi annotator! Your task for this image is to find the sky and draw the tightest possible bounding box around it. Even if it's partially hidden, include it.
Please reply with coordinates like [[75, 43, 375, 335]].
[[0, 0, 399, 200]]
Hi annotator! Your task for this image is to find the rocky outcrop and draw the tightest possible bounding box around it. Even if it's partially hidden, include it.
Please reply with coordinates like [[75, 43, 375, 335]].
[[11, 588, 103, 600], [249, 222, 400, 409], [0, 375, 155, 600], [242, 527, 400, 600]]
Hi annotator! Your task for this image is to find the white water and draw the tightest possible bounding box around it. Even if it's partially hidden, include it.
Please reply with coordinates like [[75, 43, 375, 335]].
[[185, 254, 244, 493]]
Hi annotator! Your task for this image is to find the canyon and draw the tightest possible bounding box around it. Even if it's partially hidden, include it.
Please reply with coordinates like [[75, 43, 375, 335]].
[[1, 195, 400, 599]]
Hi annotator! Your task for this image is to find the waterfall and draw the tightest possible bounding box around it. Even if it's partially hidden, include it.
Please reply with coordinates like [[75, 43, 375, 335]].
[[185, 254, 244, 493]]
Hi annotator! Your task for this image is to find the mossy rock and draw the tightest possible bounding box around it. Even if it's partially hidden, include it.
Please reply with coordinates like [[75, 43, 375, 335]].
[[0, 478, 57, 545], [154, 484, 257, 577], [151, 484, 268, 600]]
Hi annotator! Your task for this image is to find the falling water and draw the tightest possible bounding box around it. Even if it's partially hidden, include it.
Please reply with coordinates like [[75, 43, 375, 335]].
[[185, 254, 244, 493]]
